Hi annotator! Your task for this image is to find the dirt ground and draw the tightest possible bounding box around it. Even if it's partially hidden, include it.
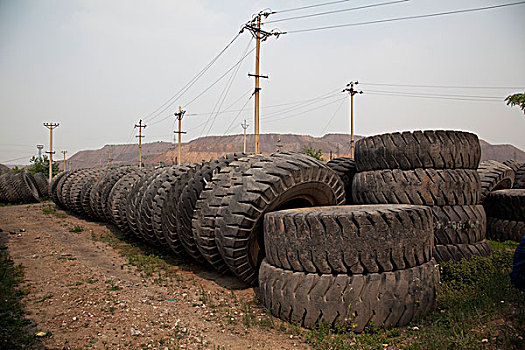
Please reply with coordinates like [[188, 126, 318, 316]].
[[0, 203, 310, 350]]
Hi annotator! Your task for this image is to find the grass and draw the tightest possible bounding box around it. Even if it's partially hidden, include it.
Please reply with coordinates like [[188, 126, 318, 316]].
[[68, 225, 84, 233], [301, 240, 525, 350], [0, 243, 43, 349]]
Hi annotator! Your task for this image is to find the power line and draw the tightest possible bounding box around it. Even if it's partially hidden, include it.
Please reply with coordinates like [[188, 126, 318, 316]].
[[263, 96, 347, 123], [365, 89, 503, 99], [285, 2, 525, 33], [366, 91, 503, 102], [359, 82, 525, 90], [222, 93, 254, 135], [265, 0, 409, 24], [321, 96, 347, 134], [0, 155, 32, 163], [275, 0, 354, 14]]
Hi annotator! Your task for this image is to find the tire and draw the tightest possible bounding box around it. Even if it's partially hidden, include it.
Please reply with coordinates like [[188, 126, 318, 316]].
[[13, 173, 39, 203], [68, 169, 100, 214], [477, 160, 514, 202], [326, 157, 357, 204], [49, 171, 68, 204], [431, 205, 486, 245], [126, 168, 163, 239], [258, 259, 439, 332], [355, 130, 481, 172], [0, 174, 14, 203], [214, 153, 346, 285], [514, 164, 525, 189], [503, 160, 524, 174], [487, 217, 525, 242], [432, 240, 492, 262], [81, 169, 109, 219], [61, 169, 88, 211], [264, 205, 433, 274], [178, 155, 242, 261], [108, 169, 149, 232], [156, 165, 200, 256], [352, 168, 481, 206], [33, 173, 49, 199], [483, 189, 525, 221], [54, 170, 75, 208]]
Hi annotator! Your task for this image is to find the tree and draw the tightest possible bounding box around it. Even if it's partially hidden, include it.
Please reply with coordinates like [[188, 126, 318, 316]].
[[26, 155, 59, 176], [505, 93, 525, 115], [302, 145, 324, 161]]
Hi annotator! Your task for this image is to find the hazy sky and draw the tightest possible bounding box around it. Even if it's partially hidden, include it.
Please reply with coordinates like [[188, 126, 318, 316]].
[[1, 0, 524, 164]]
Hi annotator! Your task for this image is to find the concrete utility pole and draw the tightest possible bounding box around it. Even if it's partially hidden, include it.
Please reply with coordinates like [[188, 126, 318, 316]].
[[241, 119, 249, 154], [61, 150, 67, 171], [244, 11, 283, 154], [36, 145, 44, 159], [276, 136, 282, 153], [343, 81, 363, 159], [174, 106, 186, 165], [43, 122, 59, 182], [134, 119, 146, 168]]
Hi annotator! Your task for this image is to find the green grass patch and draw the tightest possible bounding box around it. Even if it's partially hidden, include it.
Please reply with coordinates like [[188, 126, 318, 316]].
[[68, 225, 84, 233], [303, 241, 525, 349], [0, 243, 43, 349]]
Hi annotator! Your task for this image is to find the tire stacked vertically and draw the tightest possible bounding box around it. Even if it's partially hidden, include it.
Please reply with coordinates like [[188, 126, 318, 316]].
[[484, 189, 525, 242], [259, 205, 439, 331], [352, 130, 491, 262]]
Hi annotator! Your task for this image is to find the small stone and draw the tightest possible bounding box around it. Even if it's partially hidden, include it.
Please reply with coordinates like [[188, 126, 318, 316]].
[[412, 326, 420, 331], [72, 317, 77, 321], [130, 327, 142, 336], [289, 335, 293, 339], [481, 339, 489, 343]]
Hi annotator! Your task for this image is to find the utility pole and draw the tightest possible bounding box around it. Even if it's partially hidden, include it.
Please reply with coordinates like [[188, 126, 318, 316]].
[[134, 119, 146, 168], [36, 144, 44, 159], [61, 150, 67, 171], [241, 119, 249, 154], [243, 11, 283, 154], [343, 81, 363, 159], [43, 122, 59, 182], [174, 106, 186, 165], [276, 136, 282, 153]]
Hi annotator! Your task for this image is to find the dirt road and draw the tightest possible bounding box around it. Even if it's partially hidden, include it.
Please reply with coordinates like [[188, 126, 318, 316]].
[[0, 203, 309, 349]]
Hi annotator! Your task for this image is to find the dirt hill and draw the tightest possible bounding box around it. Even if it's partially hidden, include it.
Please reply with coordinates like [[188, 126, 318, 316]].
[[67, 133, 525, 169]]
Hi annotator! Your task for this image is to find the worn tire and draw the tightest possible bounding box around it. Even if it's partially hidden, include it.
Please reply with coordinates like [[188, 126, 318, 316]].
[[353, 168, 481, 206], [214, 154, 346, 285], [514, 164, 525, 189], [326, 157, 357, 204], [503, 160, 524, 174], [258, 259, 439, 332], [53, 170, 75, 207], [13, 173, 39, 203], [108, 169, 148, 232], [33, 173, 49, 199], [62, 169, 89, 211], [264, 205, 433, 274], [0, 174, 16, 203], [433, 240, 492, 262], [49, 171, 68, 204], [80, 169, 109, 219], [68, 169, 101, 215], [355, 130, 481, 171], [483, 189, 525, 221], [477, 160, 515, 202], [487, 217, 525, 242], [432, 205, 486, 245]]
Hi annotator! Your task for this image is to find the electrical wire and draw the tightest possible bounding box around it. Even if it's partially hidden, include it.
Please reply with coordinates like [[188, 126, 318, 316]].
[[359, 82, 525, 90], [144, 31, 242, 123], [262, 92, 342, 120], [222, 93, 254, 135], [263, 96, 347, 123], [265, 0, 409, 24], [275, 0, 354, 14], [285, 2, 525, 33], [365, 89, 503, 99], [366, 91, 503, 102], [321, 97, 347, 134], [0, 155, 33, 164]]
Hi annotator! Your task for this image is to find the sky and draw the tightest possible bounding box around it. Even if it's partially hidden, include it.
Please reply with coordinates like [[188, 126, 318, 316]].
[[1, 0, 524, 165]]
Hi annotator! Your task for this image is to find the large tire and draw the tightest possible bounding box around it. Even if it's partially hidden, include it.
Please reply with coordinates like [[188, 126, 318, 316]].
[[433, 240, 492, 262], [0, 174, 15, 203], [54, 170, 75, 208], [80, 169, 109, 219], [514, 164, 525, 189], [477, 160, 514, 202], [33, 173, 49, 199], [258, 259, 439, 332], [431, 205, 486, 245], [68, 169, 101, 215], [13, 173, 39, 203], [264, 205, 433, 274], [326, 157, 357, 204], [61, 169, 88, 211], [483, 189, 525, 221], [90, 167, 136, 222], [355, 130, 480, 172], [352, 169, 481, 206], [503, 160, 524, 174], [487, 217, 525, 242], [178, 155, 241, 261], [214, 154, 346, 285], [49, 171, 68, 203]]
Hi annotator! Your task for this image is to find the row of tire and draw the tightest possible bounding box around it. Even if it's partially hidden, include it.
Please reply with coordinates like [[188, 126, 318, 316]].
[[0, 172, 49, 204]]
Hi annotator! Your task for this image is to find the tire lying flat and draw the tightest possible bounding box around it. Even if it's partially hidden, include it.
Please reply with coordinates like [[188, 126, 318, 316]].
[[483, 189, 525, 221], [486, 217, 525, 242], [477, 160, 514, 202]]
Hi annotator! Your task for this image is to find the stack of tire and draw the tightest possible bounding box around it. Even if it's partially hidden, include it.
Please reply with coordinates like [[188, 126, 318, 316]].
[[258, 205, 439, 331], [326, 157, 357, 204], [479, 160, 525, 242], [352, 130, 491, 262], [0, 172, 48, 204]]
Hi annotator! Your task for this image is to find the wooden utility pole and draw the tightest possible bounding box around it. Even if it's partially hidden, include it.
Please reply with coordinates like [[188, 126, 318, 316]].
[[174, 106, 186, 165], [244, 11, 282, 154], [343, 81, 363, 159], [61, 150, 67, 171], [134, 120, 146, 168], [43, 122, 59, 182], [241, 119, 249, 154]]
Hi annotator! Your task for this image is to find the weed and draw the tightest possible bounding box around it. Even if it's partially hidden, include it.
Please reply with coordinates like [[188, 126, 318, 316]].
[[69, 225, 84, 233], [42, 205, 56, 215]]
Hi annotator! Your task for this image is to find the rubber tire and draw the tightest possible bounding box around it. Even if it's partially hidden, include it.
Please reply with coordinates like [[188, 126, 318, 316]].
[[433, 240, 492, 262], [13, 173, 39, 203], [54, 170, 75, 207], [326, 157, 357, 204], [258, 259, 439, 332], [0, 174, 9, 203], [353, 169, 481, 206], [355, 130, 481, 172], [33, 173, 49, 199], [477, 160, 515, 202], [487, 217, 525, 242], [80, 169, 109, 219], [503, 160, 524, 174], [214, 153, 346, 285], [483, 189, 525, 221], [49, 171, 68, 204], [178, 154, 242, 262], [69, 169, 102, 215], [0, 174, 16, 203], [62, 169, 89, 211], [431, 205, 486, 245], [264, 204, 433, 274], [514, 164, 525, 189], [90, 168, 137, 222]]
